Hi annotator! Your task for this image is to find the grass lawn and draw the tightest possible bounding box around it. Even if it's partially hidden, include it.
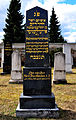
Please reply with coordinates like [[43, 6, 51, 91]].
[[0, 68, 76, 120]]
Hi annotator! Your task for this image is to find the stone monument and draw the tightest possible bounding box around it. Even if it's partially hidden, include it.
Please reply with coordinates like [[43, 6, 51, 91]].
[[16, 6, 59, 118], [1, 47, 4, 68], [9, 50, 22, 83], [2, 40, 12, 74], [53, 52, 67, 84], [63, 44, 72, 73]]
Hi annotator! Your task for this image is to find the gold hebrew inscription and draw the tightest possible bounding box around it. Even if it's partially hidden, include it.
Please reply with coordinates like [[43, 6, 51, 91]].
[[26, 11, 48, 59]]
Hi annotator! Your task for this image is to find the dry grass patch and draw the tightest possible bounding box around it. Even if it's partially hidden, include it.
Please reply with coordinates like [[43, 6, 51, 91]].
[[0, 68, 76, 120]]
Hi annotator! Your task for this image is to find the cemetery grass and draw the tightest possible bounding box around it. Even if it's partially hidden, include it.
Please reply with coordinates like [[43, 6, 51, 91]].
[[0, 68, 76, 120]]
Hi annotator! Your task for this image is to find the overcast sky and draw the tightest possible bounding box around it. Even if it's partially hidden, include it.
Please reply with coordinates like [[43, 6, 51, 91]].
[[0, 0, 76, 43]]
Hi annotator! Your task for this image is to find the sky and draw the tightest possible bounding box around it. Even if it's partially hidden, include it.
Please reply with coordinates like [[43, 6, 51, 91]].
[[0, 0, 76, 43]]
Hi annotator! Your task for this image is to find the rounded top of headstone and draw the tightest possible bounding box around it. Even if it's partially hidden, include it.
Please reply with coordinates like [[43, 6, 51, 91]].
[[55, 52, 65, 56], [12, 50, 19, 55], [14, 50, 19, 52]]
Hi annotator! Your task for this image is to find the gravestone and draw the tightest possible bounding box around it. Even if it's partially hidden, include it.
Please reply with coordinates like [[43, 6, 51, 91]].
[[9, 50, 22, 83], [53, 52, 67, 84], [1, 48, 4, 68], [16, 6, 59, 118], [63, 44, 72, 73], [2, 40, 12, 74]]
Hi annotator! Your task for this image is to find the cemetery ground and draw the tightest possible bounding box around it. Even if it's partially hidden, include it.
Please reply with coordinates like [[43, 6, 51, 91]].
[[0, 68, 76, 120]]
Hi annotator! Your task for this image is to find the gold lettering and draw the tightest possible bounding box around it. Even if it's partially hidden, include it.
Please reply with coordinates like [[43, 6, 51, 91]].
[[34, 12, 36, 16], [30, 55, 45, 59], [37, 12, 40, 16], [26, 37, 48, 40], [27, 26, 47, 30], [24, 71, 50, 80], [5, 49, 12, 51], [26, 50, 48, 53], [26, 45, 48, 48], [34, 12, 40, 16]]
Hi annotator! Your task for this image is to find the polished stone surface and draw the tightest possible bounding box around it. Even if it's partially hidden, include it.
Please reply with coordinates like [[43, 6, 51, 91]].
[[16, 104, 59, 118], [20, 93, 55, 109], [23, 67, 51, 95]]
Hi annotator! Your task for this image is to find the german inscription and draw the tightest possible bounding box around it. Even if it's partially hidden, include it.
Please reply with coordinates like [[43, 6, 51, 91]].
[[24, 68, 51, 81]]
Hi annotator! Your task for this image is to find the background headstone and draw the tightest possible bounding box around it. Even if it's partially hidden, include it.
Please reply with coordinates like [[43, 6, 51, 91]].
[[3, 40, 12, 74], [63, 44, 72, 73], [53, 52, 67, 84], [1, 48, 4, 68], [9, 50, 22, 83]]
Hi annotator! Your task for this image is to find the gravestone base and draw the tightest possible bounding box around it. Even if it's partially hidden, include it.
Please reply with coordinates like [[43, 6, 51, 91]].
[[16, 105, 59, 118], [20, 93, 55, 109], [9, 70, 23, 84], [9, 79, 23, 84], [53, 70, 67, 84], [66, 64, 72, 73], [16, 93, 59, 118], [23, 67, 51, 95], [0, 62, 11, 75], [0, 72, 9, 75], [53, 79, 67, 84]]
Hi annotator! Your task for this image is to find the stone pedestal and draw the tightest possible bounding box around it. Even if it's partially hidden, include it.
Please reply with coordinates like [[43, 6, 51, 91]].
[[63, 44, 72, 73], [16, 104, 59, 118], [20, 93, 55, 109], [53, 52, 67, 84], [9, 50, 22, 83], [16, 67, 59, 118], [23, 67, 51, 95], [16, 93, 59, 118]]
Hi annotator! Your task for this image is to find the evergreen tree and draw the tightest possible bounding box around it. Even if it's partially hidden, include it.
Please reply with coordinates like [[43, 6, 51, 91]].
[[49, 7, 66, 43], [3, 0, 25, 43]]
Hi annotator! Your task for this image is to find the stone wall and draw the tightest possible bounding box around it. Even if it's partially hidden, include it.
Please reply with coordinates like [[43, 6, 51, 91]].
[[1, 43, 76, 69]]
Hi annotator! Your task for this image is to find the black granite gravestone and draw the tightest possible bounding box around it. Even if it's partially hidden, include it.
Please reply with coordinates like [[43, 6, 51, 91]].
[[3, 40, 12, 74], [16, 6, 59, 118], [25, 6, 49, 67]]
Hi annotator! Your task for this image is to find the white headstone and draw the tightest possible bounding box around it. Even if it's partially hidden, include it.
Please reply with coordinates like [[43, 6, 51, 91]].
[[53, 52, 67, 84], [9, 50, 23, 83], [63, 44, 72, 73]]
